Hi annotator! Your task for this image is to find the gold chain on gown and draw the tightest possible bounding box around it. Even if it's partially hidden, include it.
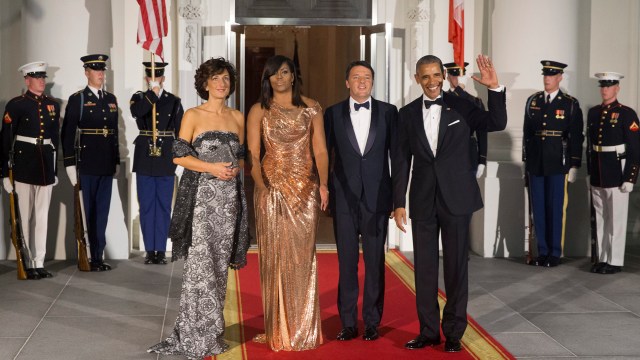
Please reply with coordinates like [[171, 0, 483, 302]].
[[254, 101, 324, 351]]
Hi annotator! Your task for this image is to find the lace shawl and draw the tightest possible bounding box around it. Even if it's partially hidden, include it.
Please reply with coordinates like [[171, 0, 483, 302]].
[[168, 137, 249, 269]]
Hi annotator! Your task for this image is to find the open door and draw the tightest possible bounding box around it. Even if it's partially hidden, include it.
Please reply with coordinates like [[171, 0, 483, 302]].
[[226, 22, 246, 112], [360, 23, 391, 103]]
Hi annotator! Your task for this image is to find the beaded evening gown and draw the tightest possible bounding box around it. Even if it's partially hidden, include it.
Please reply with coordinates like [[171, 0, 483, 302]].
[[148, 131, 248, 359], [254, 102, 324, 351]]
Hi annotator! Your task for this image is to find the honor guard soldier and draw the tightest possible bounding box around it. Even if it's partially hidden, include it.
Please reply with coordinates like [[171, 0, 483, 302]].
[[587, 72, 640, 274], [523, 60, 584, 267], [444, 62, 487, 178], [130, 62, 183, 265], [1, 61, 60, 279], [61, 54, 119, 272]]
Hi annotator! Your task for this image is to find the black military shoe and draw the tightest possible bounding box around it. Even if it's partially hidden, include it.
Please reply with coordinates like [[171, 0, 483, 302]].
[[336, 327, 358, 341], [599, 264, 622, 274], [90, 262, 103, 272], [590, 262, 606, 273], [99, 262, 112, 271], [545, 256, 560, 267], [26, 268, 42, 280], [144, 252, 155, 264], [156, 252, 167, 264], [531, 256, 547, 266], [35, 268, 53, 278]]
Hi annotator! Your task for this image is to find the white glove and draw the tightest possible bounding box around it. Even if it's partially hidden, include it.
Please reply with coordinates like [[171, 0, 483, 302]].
[[114, 165, 120, 177], [66, 166, 78, 186], [175, 165, 184, 178], [475, 164, 486, 178], [3, 178, 13, 193], [148, 80, 160, 90], [53, 176, 58, 186], [620, 181, 634, 193], [567, 167, 578, 183]]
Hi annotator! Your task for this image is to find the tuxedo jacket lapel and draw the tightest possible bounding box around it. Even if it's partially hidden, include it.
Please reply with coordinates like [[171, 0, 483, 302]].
[[362, 99, 378, 156], [341, 101, 362, 155], [411, 99, 435, 158]]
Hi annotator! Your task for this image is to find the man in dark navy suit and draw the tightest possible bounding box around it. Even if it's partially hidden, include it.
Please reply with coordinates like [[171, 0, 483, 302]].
[[324, 60, 397, 342], [523, 60, 584, 267], [392, 55, 507, 352], [61, 54, 119, 272], [444, 62, 487, 178], [130, 62, 183, 265], [1, 61, 60, 279]]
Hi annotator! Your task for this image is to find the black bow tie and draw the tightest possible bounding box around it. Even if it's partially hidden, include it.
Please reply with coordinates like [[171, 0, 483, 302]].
[[354, 101, 370, 111], [424, 98, 443, 109]]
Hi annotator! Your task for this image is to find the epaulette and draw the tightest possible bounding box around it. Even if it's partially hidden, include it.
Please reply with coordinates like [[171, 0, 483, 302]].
[[531, 91, 543, 99], [72, 90, 83, 96]]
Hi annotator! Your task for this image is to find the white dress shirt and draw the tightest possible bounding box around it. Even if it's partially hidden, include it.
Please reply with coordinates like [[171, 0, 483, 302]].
[[544, 89, 559, 103], [422, 94, 442, 156], [349, 97, 372, 155], [88, 85, 102, 99]]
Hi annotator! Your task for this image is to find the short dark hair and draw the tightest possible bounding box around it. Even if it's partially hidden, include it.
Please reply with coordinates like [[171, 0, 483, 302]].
[[194, 57, 237, 100], [416, 55, 445, 76], [259, 55, 307, 110], [345, 60, 375, 80]]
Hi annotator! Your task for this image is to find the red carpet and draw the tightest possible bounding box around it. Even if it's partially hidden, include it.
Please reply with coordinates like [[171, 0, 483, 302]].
[[208, 250, 514, 360]]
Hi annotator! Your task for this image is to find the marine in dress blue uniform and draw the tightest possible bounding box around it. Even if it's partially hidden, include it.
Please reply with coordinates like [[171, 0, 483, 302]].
[[444, 62, 487, 178], [523, 60, 584, 267], [61, 54, 119, 272], [130, 62, 183, 264], [1, 62, 59, 279], [586, 72, 640, 275]]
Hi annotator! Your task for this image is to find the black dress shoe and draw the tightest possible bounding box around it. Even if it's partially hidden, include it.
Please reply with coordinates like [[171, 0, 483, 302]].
[[156, 252, 167, 264], [90, 262, 103, 272], [363, 326, 379, 341], [599, 264, 622, 274], [336, 327, 358, 341], [530, 256, 547, 266], [144, 252, 155, 264], [35, 268, 53, 278], [26, 268, 42, 280], [545, 256, 560, 267], [99, 262, 112, 271], [444, 338, 462, 352], [591, 262, 606, 273], [404, 334, 440, 349]]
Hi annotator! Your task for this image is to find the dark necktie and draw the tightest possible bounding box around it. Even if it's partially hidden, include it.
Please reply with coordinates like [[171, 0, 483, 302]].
[[354, 101, 370, 111], [546, 94, 551, 104], [424, 98, 443, 109], [98, 90, 103, 101]]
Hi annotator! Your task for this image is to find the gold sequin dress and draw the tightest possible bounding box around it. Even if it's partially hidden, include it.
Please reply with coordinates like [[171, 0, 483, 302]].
[[254, 101, 323, 351]]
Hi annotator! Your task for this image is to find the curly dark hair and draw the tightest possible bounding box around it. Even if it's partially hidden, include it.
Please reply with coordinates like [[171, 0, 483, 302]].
[[259, 55, 307, 110], [194, 57, 237, 100]]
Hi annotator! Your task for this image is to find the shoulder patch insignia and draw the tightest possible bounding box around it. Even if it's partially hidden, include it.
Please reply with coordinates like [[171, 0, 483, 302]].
[[630, 121, 639, 132], [3, 112, 11, 124]]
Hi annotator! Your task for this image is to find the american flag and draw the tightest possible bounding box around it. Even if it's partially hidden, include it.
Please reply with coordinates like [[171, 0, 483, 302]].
[[137, 0, 168, 59]]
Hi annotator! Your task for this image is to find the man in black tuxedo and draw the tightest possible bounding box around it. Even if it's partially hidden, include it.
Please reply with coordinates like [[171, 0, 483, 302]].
[[392, 55, 507, 352], [324, 60, 398, 342]]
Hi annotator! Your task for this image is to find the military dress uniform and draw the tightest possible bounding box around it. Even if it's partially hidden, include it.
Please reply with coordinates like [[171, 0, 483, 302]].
[[1, 62, 59, 279], [587, 72, 640, 274], [130, 62, 183, 264], [444, 62, 487, 174], [61, 54, 119, 271], [523, 61, 584, 266]]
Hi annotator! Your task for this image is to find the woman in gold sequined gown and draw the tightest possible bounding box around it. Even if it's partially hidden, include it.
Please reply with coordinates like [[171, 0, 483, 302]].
[[247, 55, 329, 351]]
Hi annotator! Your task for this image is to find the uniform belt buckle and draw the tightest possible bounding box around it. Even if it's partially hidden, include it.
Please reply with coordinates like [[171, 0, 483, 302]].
[[35, 138, 44, 146], [102, 128, 109, 137]]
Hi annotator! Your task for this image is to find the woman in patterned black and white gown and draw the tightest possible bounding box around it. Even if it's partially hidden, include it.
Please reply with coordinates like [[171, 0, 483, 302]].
[[148, 57, 249, 359]]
